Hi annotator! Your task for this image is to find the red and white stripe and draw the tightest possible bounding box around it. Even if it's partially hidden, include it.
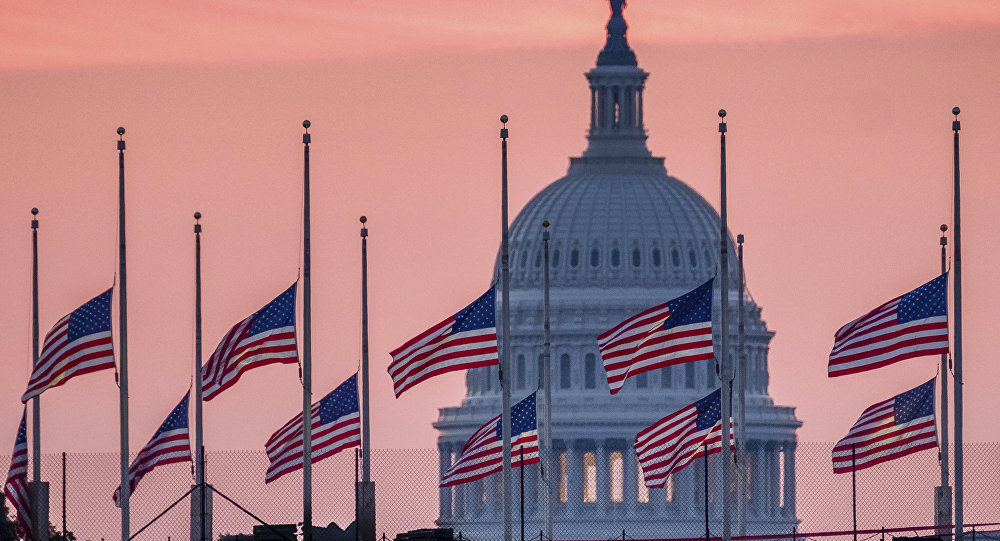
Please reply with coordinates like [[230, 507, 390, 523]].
[[4, 410, 32, 541], [21, 312, 115, 403], [599, 303, 713, 395], [114, 427, 191, 505], [832, 395, 937, 474], [202, 318, 297, 401], [634, 405, 732, 488], [440, 415, 538, 488], [389, 317, 497, 398], [828, 298, 949, 377], [264, 406, 360, 484]]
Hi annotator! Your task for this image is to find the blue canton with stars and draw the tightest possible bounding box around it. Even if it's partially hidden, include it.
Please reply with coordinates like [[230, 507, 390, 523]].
[[453, 285, 496, 333], [893, 379, 935, 425], [155, 394, 190, 435], [898, 274, 947, 324], [496, 392, 537, 439], [68, 288, 113, 342], [248, 283, 297, 336], [318, 374, 359, 425], [664, 278, 713, 330], [694, 388, 723, 431], [14, 409, 27, 446]]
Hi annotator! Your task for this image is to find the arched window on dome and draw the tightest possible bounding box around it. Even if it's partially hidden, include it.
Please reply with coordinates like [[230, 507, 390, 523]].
[[553, 248, 561, 267], [632, 248, 641, 268], [571, 247, 580, 268], [671, 249, 681, 267], [609, 451, 624, 502], [535, 250, 543, 268], [685, 363, 695, 389], [611, 247, 621, 267], [516, 355, 526, 390], [590, 247, 600, 268], [635, 371, 648, 388], [520, 245, 530, 268], [584, 452, 597, 502], [560, 354, 571, 389], [689, 248, 698, 268], [652, 247, 662, 267], [584, 354, 596, 389]]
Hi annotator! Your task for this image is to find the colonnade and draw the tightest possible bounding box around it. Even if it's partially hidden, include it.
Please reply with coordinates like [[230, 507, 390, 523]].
[[438, 438, 797, 526]]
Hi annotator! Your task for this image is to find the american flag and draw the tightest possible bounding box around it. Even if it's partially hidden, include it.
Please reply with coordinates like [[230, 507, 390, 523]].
[[389, 285, 498, 398], [832, 379, 937, 473], [599, 278, 714, 395], [114, 393, 192, 505], [265, 373, 361, 483], [202, 283, 298, 401], [21, 288, 116, 402], [4, 408, 32, 541], [634, 389, 734, 487], [440, 392, 538, 487], [828, 274, 949, 377]]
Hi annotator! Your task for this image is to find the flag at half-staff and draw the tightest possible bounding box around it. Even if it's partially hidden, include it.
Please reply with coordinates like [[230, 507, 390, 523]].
[[265, 373, 361, 483], [114, 393, 192, 505], [634, 388, 734, 487], [832, 379, 937, 473], [4, 408, 32, 541], [828, 274, 948, 377], [440, 392, 538, 487], [388, 285, 498, 397], [202, 283, 298, 401], [599, 278, 714, 395], [21, 288, 116, 402]]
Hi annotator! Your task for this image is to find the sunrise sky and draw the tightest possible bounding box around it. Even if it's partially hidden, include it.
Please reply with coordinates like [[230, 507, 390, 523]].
[[2, 1, 999, 458]]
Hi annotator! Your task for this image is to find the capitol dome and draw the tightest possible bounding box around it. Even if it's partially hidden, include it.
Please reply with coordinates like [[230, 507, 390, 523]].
[[435, 2, 800, 539]]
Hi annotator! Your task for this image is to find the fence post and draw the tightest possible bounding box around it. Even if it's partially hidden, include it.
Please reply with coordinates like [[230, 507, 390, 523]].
[[880, 527, 884, 541]]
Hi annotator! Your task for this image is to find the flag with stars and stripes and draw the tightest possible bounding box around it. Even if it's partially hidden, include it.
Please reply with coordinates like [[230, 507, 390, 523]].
[[634, 388, 734, 487], [389, 285, 498, 397], [202, 283, 298, 401], [828, 274, 949, 377], [21, 288, 116, 403], [114, 393, 192, 505], [599, 278, 714, 395], [832, 379, 937, 473], [265, 373, 361, 483], [440, 392, 538, 487], [4, 408, 32, 541]]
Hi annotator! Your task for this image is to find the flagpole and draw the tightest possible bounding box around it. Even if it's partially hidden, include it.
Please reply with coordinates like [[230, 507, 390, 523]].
[[851, 444, 857, 541], [30, 207, 49, 541], [499, 114, 513, 541], [194, 212, 207, 541], [116, 125, 132, 541], [936, 223, 951, 533], [301, 120, 314, 541], [359, 215, 375, 541], [717, 109, 733, 541], [704, 440, 710, 541], [736, 233, 746, 538], [950, 107, 964, 541], [541, 220, 553, 541]]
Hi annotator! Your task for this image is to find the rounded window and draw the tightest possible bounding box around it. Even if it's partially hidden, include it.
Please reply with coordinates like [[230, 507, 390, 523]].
[[571, 248, 580, 267], [535, 250, 543, 268], [652, 248, 662, 267], [689, 249, 698, 267], [553, 249, 561, 267], [671, 249, 681, 267], [632, 249, 641, 267], [611, 248, 621, 267], [590, 249, 600, 267]]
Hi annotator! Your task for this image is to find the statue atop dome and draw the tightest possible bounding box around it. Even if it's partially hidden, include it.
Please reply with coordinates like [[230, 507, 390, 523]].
[[597, 0, 637, 66]]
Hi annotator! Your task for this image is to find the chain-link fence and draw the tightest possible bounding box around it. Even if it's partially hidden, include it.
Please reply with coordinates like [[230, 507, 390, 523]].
[[3, 444, 998, 541]]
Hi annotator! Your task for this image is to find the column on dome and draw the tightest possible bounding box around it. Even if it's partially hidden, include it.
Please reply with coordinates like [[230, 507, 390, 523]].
[[751, 441, 766, 518], [782, 441, 797, 519], [603, 86, 614, 129], [623, 441, 638, 518], [590, 87, 597, 130], [767, 442, 780, 517], [439, 442, 453, 521], [566, 442, 582, 517], [596, 443, 610, 513], [453, 476, 465, 520]]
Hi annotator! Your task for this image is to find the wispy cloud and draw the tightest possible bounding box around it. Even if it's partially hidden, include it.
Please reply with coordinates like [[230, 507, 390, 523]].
[[2, 0, 998, 70]]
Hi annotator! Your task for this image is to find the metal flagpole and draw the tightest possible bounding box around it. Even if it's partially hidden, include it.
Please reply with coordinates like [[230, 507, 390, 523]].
[[116, 126, 132, 541], [717, 109, 733, 541], [851, 444, 857, 541], [193, 212, 208, 541], [520, 446, 525, 541], [359, 216, 375, 541], [950, 107, 964, 541], [704, 441, 710, 541], [935, 224, 951, 533], [301, 120, 314, 541], [736, 233, 747, 538], [542, 220, 553, 541], [30, 207, 49, 541], [499, 114, 513, 541]]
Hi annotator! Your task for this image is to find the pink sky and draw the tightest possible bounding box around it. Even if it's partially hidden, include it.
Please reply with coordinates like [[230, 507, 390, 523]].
[[2, 1, 999, 459]]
